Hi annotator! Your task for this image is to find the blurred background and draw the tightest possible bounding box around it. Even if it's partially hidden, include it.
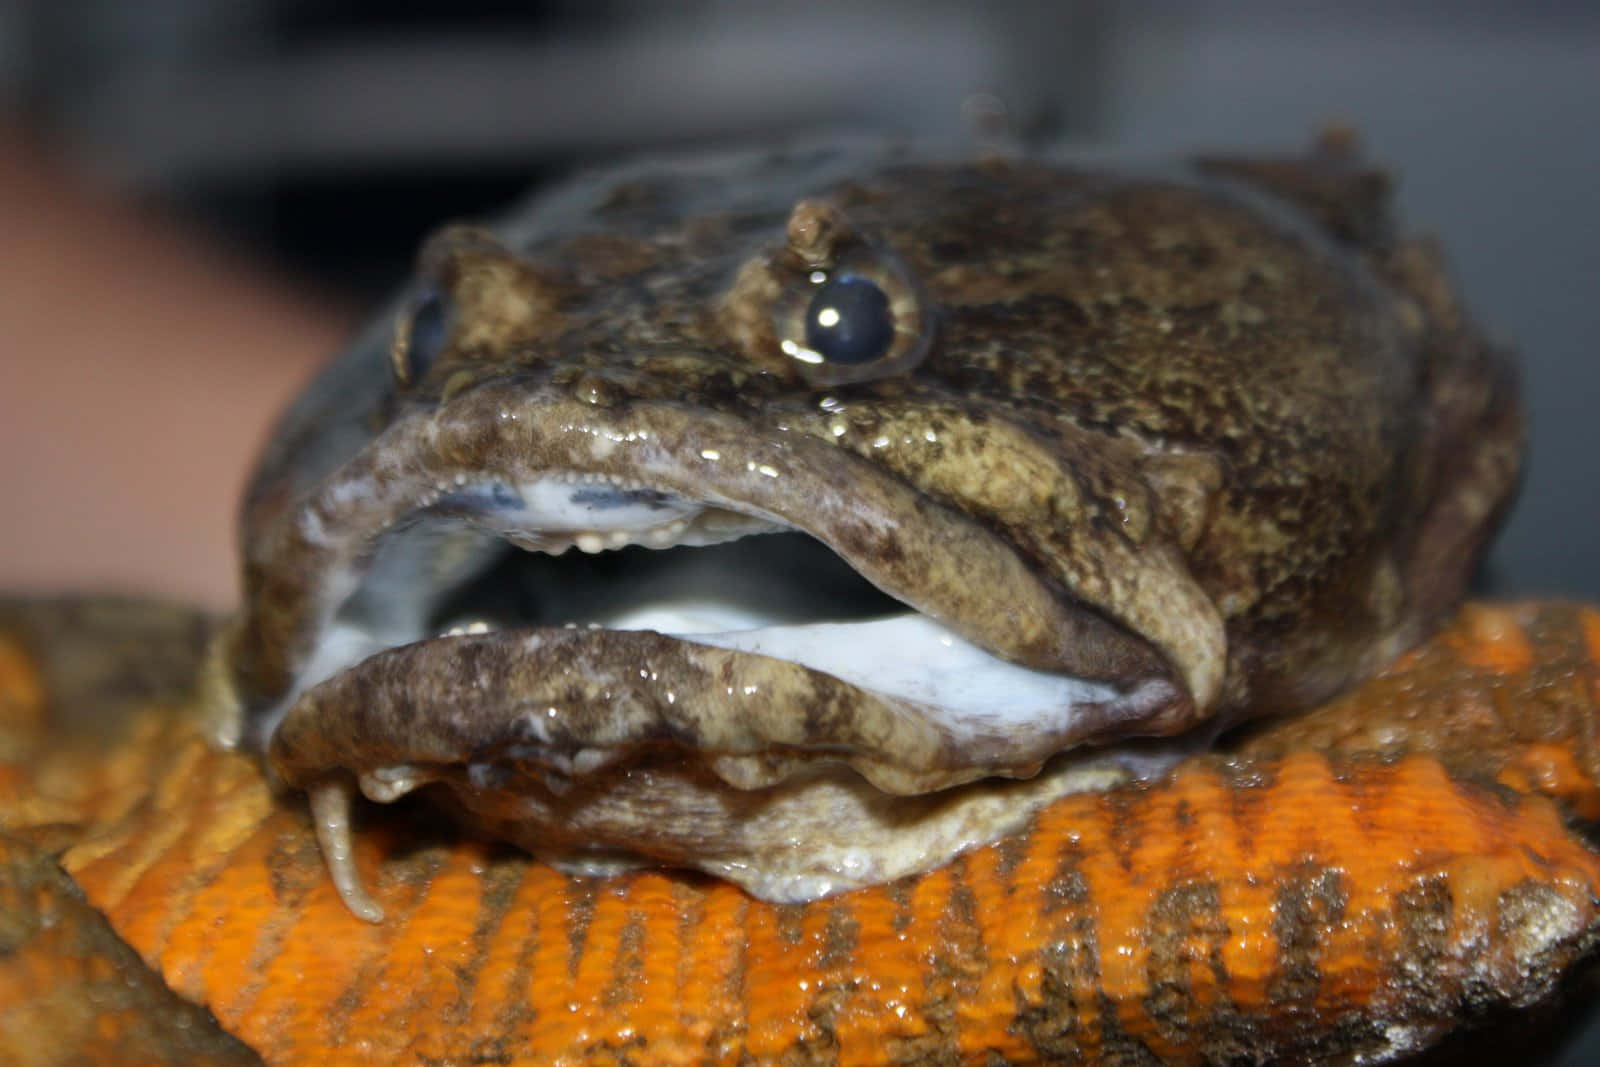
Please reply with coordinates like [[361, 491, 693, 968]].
[[0, 0, 1597, 1060]]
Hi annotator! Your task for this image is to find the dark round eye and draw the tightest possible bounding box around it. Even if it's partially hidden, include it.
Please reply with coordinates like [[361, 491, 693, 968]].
[[804, 274, 894, 365], [391, 287, 451, 385], [773, 249, 931, 386]]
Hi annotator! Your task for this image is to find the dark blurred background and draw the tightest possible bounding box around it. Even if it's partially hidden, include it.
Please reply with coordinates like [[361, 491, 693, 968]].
[[1, 0, 1599, 1061]]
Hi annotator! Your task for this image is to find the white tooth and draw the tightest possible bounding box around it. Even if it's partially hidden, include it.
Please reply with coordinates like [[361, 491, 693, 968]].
[[567, 748, 615, 775], [656, 518, 694, 547], [644, 517, 689, 548], [359, 765, 426, 803], [607, 529, 631, 548], [576, 533, 605, 554]]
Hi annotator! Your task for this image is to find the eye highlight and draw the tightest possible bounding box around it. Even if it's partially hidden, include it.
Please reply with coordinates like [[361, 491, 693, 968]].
[[774, 249, 932, 386], [391, 286, 452, 386], [804, 274, 895, 365]]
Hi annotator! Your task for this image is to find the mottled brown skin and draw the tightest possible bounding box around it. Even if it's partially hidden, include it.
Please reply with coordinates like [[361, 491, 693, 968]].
[[236, 141, 1515, 710], [212, 138, 1520, 903]]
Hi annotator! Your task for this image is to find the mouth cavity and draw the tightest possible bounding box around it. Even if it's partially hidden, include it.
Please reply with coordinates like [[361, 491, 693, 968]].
[[249, 396, 1198, 920], [292, 474, 1134, 751], [441, 493, 1133, 735], [269, 475, 1183, 920]]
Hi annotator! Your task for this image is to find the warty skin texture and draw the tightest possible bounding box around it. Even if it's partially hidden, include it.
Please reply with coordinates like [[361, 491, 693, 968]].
[[204, 139, 1519, 909]]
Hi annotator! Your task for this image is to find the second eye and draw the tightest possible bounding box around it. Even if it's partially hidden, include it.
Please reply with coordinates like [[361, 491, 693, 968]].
[[391, 286, 452, 386]]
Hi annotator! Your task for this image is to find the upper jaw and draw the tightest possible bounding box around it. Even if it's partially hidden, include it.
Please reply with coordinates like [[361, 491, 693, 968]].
[[229, 379, 1206, 752]]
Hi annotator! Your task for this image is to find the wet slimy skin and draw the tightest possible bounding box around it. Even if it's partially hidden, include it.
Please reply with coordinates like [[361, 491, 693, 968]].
[[210, 138, 1521, 919]]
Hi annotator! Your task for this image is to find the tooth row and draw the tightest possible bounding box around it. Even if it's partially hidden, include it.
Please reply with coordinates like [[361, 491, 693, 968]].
[[439, 619, 493, 637], [429, 471, 665, 495], [551, 471, 656, 492], [570, 517, 692, 554]]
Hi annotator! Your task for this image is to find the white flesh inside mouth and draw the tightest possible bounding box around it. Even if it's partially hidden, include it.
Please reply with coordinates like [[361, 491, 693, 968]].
[[289, 474, 1132, 921], [291, 474, 1124, 741]]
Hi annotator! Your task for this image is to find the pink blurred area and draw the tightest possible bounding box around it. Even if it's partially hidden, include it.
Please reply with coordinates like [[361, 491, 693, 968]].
[[0, 137, 355, 609]]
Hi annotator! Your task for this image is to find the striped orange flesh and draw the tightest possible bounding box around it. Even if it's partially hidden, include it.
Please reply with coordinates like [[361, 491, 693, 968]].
[[4, 601, 1600, 1064]]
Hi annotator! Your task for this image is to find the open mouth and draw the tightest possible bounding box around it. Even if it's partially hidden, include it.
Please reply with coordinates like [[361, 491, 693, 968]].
[[335, 479, 1130, 750], [241, 390, 1196, 918], [268, 469, 1165, 785]]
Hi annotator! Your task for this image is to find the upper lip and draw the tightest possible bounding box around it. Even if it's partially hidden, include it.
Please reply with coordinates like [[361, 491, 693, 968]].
[[232, 375, 1218, 785]]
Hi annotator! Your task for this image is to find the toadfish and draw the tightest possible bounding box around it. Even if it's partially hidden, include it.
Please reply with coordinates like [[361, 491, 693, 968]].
[[204, 136, 1522, 923]]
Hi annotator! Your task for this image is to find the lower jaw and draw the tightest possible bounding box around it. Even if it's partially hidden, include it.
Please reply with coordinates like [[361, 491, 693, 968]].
[[409, 737, 1199, 903], [268, 526, 1185, 912], [269, 613, 1191, 917]]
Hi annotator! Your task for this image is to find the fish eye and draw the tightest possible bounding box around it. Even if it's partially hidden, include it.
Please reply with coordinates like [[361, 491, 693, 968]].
[[774, 249, 931, 386], [391, 286, 451, 386], [804, 274, 895, 365]]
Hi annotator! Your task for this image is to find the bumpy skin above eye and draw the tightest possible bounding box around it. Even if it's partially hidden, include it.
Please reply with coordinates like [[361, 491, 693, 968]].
[[217, 138, 1521, 919]]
